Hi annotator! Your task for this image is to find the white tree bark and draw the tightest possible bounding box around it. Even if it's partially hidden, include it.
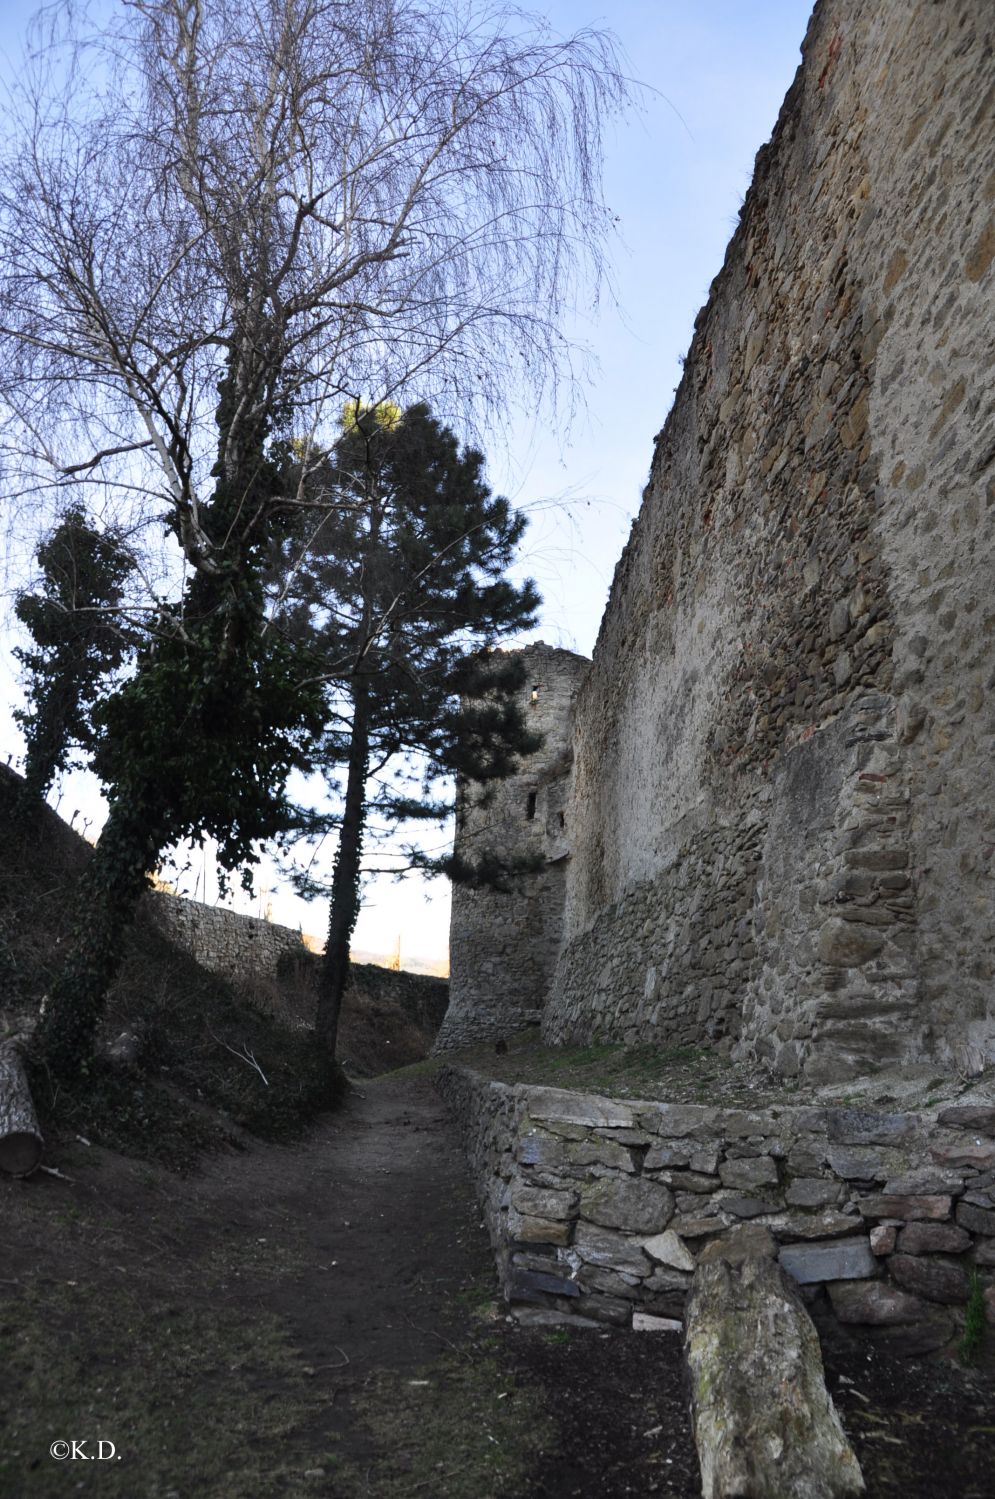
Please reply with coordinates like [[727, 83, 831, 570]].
[[0, 1040, 43, 1176], [684, 1254, 865, 1499]]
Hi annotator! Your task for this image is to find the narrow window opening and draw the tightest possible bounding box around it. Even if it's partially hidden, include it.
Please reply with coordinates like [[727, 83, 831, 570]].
[[526, 791, 537, 820], [530, 683, 540, 705], [558, 810, 566, 830]]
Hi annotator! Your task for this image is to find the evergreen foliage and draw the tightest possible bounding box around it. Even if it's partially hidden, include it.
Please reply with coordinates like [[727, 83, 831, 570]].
[[14, 507, 138, 798], [272, 402, 542, 1056]]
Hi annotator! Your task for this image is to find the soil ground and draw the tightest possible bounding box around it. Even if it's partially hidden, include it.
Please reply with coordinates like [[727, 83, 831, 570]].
[[3, 1072, 994, 1499]]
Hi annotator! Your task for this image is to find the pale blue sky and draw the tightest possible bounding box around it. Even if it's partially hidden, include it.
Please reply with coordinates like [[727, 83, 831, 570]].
[[0, 0, 813, 963]]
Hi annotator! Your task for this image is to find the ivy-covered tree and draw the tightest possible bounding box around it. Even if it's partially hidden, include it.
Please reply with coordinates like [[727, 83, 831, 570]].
[[0, 0, 628, 1080], [14, 507, 138, 799], [272, 403, 541, 1061]]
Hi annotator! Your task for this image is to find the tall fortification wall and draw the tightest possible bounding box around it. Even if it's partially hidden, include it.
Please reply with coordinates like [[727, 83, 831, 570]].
[[435, 643, 589, 1051], [543, 0, 995, 1082]]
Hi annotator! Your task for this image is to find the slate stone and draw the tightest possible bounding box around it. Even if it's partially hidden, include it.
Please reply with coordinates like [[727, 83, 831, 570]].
[[572, 1221, 652, 1274], [510, 1184, 578, 1220], [786, 1178, 844, 1209], [882, 1167, 965, 1195], [827, 1109, 918, 1146], [856, 1194, 952, 1221], [931, 1140, 995, 1169], [869, 1224, 897, 1256], [633, 1312, 683, 1332], [896, 1222, 971, 1255], [508, 1209, 572, 1246], [828, 1279, 928, 1325], [888, 1253, 970, 1305], [577, 1264, 642, 1299], [580, 1176, 675, 1234], [763, 1211, 861, 1241], [825, 1145, 904, 1180], [526, 1087, 635, 1128], [779, 1236, 877, 1284], [508, 1267, 580, 1301], [719, 1156, 780, 1190], [723, 1195, 783, 1219], [956, 1201, 995, 1236], [937, 1106, 995, 1133]]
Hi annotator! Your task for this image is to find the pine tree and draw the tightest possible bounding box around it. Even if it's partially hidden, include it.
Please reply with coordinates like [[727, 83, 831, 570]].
[[14, 507, 138, 799], [272, 403, 541, 1060]]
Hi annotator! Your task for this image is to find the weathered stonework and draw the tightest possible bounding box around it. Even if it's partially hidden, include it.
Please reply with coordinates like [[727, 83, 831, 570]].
[[434, 643, 588, 1051], [529, 0, 995, 1081], [146, 891, 310, 983], [439, 1068, 995, 1347]]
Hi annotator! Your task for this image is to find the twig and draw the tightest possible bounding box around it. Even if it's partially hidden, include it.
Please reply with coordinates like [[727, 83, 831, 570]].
[[311, 1346, 351, 1370], [207, 1028, 269, 1085], [38, 1165, 75, 1183]]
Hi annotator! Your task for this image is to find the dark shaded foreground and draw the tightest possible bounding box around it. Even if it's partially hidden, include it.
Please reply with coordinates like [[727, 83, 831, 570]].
[[2, 1074, 993, 1497]]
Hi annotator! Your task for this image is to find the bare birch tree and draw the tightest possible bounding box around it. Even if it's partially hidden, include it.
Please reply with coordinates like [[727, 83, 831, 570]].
[[0, 0, 631, 1077]]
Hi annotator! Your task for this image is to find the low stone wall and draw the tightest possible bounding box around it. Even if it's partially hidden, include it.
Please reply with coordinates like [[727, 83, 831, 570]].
[[437, 1067, 995, 1347]]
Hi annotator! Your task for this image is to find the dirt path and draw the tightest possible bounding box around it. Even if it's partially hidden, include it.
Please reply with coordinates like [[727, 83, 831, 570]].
[[4, 1073, 993, 1498]]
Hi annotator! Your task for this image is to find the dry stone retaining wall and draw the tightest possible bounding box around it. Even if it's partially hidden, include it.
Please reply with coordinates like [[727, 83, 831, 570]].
[[438, 1068, 995, 1346]]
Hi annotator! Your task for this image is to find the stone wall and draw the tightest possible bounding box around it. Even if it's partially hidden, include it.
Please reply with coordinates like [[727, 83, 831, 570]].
[[542, 0, 995, 1080], [146, 891, 310, 984], [434, 642, 589, 1051], [439, 1069, 995, 1347]]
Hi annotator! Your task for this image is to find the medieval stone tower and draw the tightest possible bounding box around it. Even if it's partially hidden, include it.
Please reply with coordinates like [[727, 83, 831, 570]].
[[433, 642, 588, 1051]]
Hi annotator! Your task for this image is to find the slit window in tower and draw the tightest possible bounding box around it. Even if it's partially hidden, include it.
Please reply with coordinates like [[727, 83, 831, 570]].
[[526, 791, 537, 820], [531, 683, 540, 704], [558, 810, 566, 830]]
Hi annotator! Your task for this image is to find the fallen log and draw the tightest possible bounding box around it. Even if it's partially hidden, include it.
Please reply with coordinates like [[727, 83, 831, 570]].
[[0, 1039, 44, 1176], [684, 1252, 864, 1499]]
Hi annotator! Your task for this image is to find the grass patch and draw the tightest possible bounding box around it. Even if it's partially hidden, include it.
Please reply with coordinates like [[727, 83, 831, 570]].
[[0, 1281, 336, 1498], [960, 1272, 987, 1365], [336, 1348, 555, 1498]]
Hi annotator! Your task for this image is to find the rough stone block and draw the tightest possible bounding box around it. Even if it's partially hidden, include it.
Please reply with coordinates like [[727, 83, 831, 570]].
[[577, 1263, 642, 1299], [895, 1222, 971, 1255], [827, 1279, 928, 1326], [642, 1228, 696, 1271], [779, 1236, 877, 1284], [818, 918, 885, 966], [883, 1167, 965, 1195], [763, 1211, 862, 1242], [697, 1225, 777, 1267], [572, 1221, 652, 1274], [826, 1146, 907, 1180], [956, 1201, 995, 1236], [827, 1109, 919, 1146], [508, 1267, 580, 1301], [869, 1224, 897, 1256], [686, 1257, 864, 1499], [719, 1156, 780, 1190], [510, 1184, 578, 1221], [888, 1253, 970, 1305], [633, 1312, 682, 1332], [786, 1178, 844, 1209], [580, 1176, 675, 1234], [936, 1106, 995, 1133], [930, 1139, 995, 1170], [508, 1210, 572, 1247]]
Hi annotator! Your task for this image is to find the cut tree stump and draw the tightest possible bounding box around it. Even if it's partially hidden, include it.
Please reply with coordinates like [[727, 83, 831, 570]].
[[684, 1253, 864, 1499], [0, 1040, 43, 1176]]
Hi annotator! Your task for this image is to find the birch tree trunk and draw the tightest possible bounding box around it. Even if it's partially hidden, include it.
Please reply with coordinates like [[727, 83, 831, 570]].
[[0, 1040, 43, 1176]]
